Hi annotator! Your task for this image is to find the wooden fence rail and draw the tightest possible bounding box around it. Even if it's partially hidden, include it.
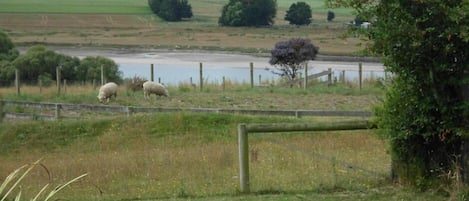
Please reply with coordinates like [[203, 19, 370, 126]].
[[0, 100, 372, 121], [237, 120, 376, 193]]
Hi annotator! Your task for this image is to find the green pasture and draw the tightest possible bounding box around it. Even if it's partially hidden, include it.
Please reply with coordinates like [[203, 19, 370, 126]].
[[0, 0, 150, 14], [0, 112, 451, 201]]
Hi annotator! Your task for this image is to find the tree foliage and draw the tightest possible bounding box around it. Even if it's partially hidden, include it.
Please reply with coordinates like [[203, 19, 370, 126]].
[[219, 0, 277, 27], [269, 38, 319, 82], [327, 10, 335, 22], [0, 31, 19, 61], [148, 0, 192, 21], [79, 56, 122, 83], [0, 45, 123, 84], [327, 0, 469, 186], [284, 2, 312, 26]]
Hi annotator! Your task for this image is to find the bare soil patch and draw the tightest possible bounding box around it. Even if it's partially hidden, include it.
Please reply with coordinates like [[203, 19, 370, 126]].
[[1, 13, 366, 55]]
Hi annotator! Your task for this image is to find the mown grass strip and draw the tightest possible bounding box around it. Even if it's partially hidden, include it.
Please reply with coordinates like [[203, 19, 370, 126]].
[[0, 0, 150, 14]]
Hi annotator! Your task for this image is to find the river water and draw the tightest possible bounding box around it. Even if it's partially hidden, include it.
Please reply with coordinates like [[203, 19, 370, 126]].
[[51, 48, 385, 86], [112, 52, 385, 86]]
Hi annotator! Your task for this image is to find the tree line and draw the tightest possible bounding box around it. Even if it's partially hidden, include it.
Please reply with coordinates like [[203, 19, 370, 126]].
[[0, 32, 123, 86], [148, 0, 335, 26]]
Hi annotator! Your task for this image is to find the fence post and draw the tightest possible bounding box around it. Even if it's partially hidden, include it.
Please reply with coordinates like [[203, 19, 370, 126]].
[[56, 66, 61, 95], [151, 64, 154, 82], [342, 70, 346, 84], [222, 76, 226, 91], [64, 79, 67, 94], [15, 69, 20, 95], [238, 124, 250, 193], [199, 62, 203, 91], [55, 104, 61, 120], [126, 106, 133, 117], [250, 62, 254, 88], [358, 63, 363, 90], [39, 79, 42, 94], [328, 68, 332, 86], [304, 63, 308, 90], [101, 65, 105, 86]]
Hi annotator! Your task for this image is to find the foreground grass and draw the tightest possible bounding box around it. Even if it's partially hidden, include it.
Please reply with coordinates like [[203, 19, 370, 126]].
[[0, 112, 452, 201]]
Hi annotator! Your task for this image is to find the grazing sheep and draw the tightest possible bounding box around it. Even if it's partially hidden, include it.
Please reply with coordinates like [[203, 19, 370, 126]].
[[143, 81, 169, 99], [97, 82, 118, 103]]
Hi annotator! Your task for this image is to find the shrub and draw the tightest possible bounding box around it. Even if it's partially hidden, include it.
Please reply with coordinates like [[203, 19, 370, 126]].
[[148, 0, 193, 21], [125, 75, 147, 92], [284, 2, 312, 26], [219, 0, 276, 27], [327, 10, 335, 22]]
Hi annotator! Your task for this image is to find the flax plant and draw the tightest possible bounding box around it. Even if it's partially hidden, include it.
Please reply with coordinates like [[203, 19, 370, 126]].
[[0, 158, 87, 201]]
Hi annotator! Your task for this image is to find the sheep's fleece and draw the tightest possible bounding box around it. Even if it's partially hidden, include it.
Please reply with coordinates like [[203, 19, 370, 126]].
[[143, 81, 169, 98], [97, 82, 118, 102]]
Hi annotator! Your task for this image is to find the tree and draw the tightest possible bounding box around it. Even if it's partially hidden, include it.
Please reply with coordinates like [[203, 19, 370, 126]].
[[3, 45, 123, 84], [269, 38, 319, 83], [219, 0, 277, 27], [0, 31, 19, 61], [78, 56, 123, 84], [148, 0, 192, 21], [11, 45, 80, 83], [327, 10, 335, 22], [327, 0, 468, 187], [0, 30, 19, 84], [284, 2, 312, 26]]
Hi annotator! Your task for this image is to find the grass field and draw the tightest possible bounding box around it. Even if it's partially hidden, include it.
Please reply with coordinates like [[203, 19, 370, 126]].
[[0, 0, 368, 55], [0, 112, 450, 201], [0, 83, 459, 201], [0, 81, 384, 111]]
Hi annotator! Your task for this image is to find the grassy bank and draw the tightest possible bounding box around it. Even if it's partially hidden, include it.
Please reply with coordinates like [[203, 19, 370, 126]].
[[0, 82, 384, 112], [0, 112, 448, 201], [0, 81, 456, 200]]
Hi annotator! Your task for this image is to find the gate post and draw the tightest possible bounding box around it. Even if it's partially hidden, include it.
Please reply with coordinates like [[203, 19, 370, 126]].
[[238, 124, 250, 193]]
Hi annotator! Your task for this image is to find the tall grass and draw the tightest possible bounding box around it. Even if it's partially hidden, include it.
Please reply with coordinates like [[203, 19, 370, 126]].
[[0, 158, 88, 201], [1, 112, 390, 200]]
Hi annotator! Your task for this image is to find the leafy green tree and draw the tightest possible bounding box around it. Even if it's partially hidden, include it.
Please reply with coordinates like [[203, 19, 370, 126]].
[[327, 10, 335, 22], [148, 0, 192, 21], [219, 0, 245, 26], [12, 45, 79, 83], [269, 38, 319, 82], [284, 2, 312, 26], [327, 0, 468, 187], [3, 45, 122, 84], [78, 56, 123, 84], [219, 0, 277, 27], [0, 30, 19, 84], [0, 31, 19, 61]]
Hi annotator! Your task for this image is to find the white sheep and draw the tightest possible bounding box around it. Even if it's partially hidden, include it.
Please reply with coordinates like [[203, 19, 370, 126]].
[[143, 81, 169, 99], [97, 82, 118, 103]]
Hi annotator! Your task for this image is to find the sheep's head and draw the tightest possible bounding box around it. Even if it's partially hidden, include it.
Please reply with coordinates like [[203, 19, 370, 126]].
[[97, 94, 106, 103]]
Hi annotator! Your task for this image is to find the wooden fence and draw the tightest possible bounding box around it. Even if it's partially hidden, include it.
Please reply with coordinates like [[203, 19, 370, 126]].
[[0, 100, 371, 122], [237, 120, 377, 193]]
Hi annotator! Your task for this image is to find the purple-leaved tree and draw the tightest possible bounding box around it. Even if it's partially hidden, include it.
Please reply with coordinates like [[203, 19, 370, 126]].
[[269, 38, 319, 84]]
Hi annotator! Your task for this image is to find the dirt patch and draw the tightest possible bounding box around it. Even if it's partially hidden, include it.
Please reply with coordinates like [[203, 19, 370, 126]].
[[1, 13, 367, 55]]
